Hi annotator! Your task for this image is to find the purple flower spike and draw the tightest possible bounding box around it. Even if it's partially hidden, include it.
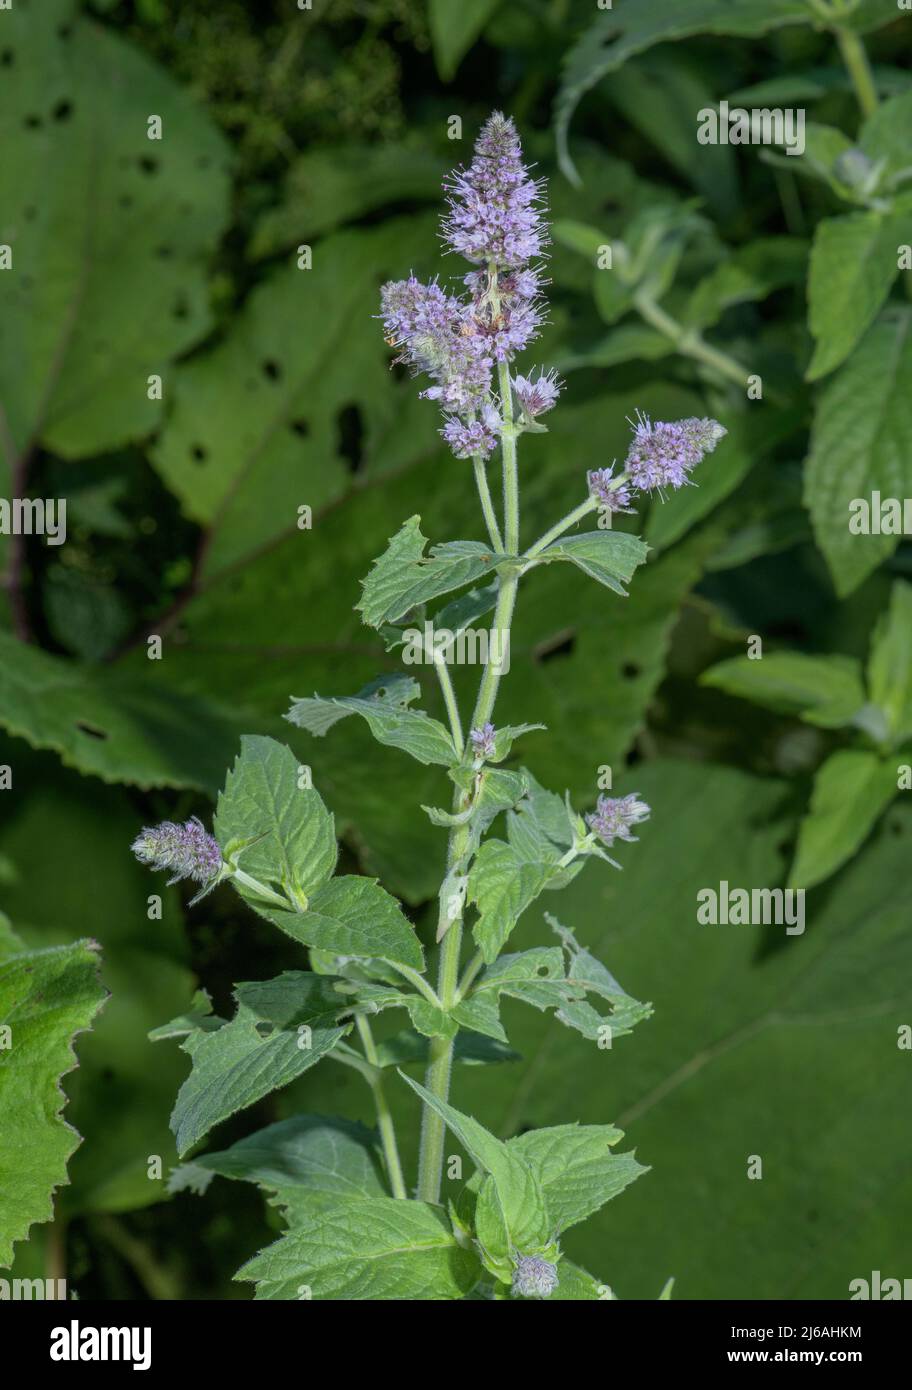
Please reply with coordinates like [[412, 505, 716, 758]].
[[625, 411, 726, 492], [587, 466, 633, 513], [443, 111, 547, 269], [586, 793, 651, 848], [470, 722, 497, 759], [514, 369, 562, 420], [132, 817, 223, 887], [512, 1255, 559, 1298]]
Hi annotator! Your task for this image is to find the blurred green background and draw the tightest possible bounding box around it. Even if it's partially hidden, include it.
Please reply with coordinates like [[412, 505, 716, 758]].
[[1, 0, 911, 1298]]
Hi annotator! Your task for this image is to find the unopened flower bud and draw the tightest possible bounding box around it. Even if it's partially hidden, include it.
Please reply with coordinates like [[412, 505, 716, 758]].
[[132, 817, 223, 887], [512, 1254, 559, 1298]]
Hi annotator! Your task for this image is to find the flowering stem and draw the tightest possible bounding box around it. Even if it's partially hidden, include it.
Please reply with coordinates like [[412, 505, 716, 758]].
[[834, 25, 879, 119], [354, 1014, 408, 1199], [473, 454, 504, 551], [416, 350, 524, 1205], [524, 495, 598, 562]]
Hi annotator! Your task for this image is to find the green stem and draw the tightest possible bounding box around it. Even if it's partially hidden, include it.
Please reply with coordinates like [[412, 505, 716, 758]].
[[455, 949, 484, 1003], [525, 495, 598, 562], [390, 961, 443, 1008], [634, 293, 752, 389], [473, 454, 504, 552], [416, 818, 471, 1203], [230, 866, 295, 909], [834, 25, 879, 119], [415, 335, 524, 1206], [355, 1014, 407, 1199], [433, 654, 465, 755]]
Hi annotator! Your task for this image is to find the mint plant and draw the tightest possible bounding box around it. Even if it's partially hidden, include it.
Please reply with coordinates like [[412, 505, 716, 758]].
[[138, 113, 725, 1301]]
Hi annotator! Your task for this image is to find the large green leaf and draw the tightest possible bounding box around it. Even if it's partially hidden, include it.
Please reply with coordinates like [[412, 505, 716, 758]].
[[259, 876, 424, 972], [400, 1073, 552, 1257], [215, 735, 338, 903], [457, 761, 912, 1298], [238, 1193, 480, 1299], [151, 218, 439, 578], [804, 307, 912, 596], [0, 630, 242, 792], [555, 0, 812, 182], [0, 755, 195, 1216], [508, 1125, 646, 1234], [468, 841, 553, 964], [701, 651, 867, 728], [358, 517, 498, 628], [195, 1114, 387, 1216], [806, 202, 910, 380], [789, 749, 897, 889], [429, 0, 501, 80], [867, 579, 912, 745], [287, 675, 457, 768], [0, 0, 231, 463], [0, 937, 106, 1265], [169, 973, 350, 1156], [535, 531, 649, 597]]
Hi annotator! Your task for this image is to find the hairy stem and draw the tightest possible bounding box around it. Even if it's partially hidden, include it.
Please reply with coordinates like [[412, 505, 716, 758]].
[[433, 654, 465, 755], [355, 1014, 407, 1199], [416, 351, 523, 1205], [473, 454, 504, 551], [390, 961, 443, 1008], [834, 25, 879, 119], [525, 495, 598, 562]]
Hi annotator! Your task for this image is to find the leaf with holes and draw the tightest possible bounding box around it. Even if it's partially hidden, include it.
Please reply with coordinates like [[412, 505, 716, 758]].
[[0, 0, 231, 466]]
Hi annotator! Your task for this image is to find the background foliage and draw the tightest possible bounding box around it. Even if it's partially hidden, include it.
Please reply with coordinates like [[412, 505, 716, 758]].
[[1, 0, 910, 1298]]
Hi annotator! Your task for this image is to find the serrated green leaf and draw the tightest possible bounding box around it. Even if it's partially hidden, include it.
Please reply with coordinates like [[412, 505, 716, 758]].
[[257, 876, 423, 972], [0, 939, 106, 1266], [238, 1193, 481, 1299], [171, 973, 349, 1156], [287, 674, 457, 767], [805, 307, 912, 596], [358, 516, 499, 628], [806, 203, 909, 380], [536, 531, 649, 596], [399, 1072, 551, 1256], [195, 1114, 388, 1216], [468, 840, 553, 963], [506, 1124, 647, 1233], [215, 736, 337, 904], [701, 652, 867, 728], [789, 749, 897, 890], [867, 580, 912, 745], [860, 91, 912, 185]]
